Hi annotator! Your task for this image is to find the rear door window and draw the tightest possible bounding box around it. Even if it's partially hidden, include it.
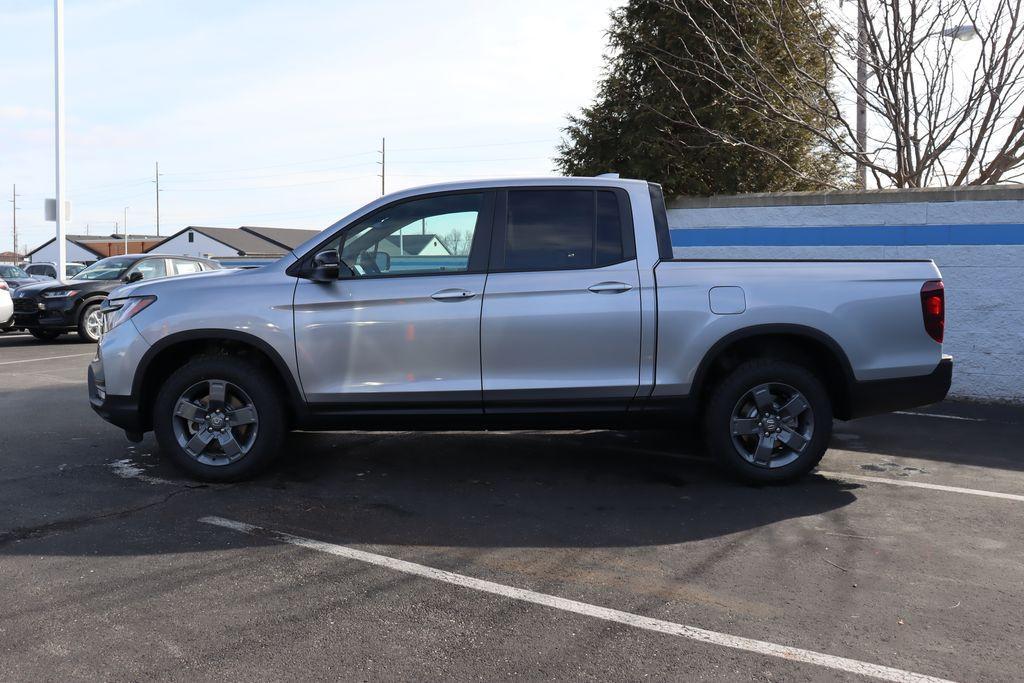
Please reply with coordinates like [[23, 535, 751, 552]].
[[503, 189, 627, 270], [130, 259, 168, 280], [171, 259, 202, 275]]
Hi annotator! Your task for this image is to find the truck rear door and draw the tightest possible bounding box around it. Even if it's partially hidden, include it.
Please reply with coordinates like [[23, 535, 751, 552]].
[[481, 188, 641, 411]]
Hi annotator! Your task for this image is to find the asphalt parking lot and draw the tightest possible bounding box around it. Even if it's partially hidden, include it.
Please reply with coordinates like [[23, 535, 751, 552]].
[[1, 331, 1022, 682]]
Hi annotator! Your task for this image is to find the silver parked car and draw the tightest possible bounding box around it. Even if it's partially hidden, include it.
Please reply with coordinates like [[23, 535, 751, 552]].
[[24, 262, 87, 279], [88, 177, 951, 482]]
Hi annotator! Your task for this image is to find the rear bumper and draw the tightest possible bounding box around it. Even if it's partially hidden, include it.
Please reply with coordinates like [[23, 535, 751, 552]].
[[846, 355, 953, 419]]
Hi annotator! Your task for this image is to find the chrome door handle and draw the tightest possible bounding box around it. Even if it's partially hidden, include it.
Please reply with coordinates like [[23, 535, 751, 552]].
[[431, 288, 476, 301], [588, 281, 632, 294]]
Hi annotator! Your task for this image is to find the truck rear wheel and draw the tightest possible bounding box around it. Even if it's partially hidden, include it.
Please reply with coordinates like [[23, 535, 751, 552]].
[[153, 356, 286, 482], [703, 359, 832, 483]]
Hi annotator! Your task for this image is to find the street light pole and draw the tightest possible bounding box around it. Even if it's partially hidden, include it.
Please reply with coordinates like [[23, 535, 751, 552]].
[[155, 161, 161, 236], [9, 184, 18, 259], [54, 0, 67, 279], [123, 206, 129, 254]]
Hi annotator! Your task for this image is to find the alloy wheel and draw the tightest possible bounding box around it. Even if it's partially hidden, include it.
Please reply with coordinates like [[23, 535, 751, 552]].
[[171, 379, 259, 466], [730, 382, 814, 468], [84, 308, 103, 341]]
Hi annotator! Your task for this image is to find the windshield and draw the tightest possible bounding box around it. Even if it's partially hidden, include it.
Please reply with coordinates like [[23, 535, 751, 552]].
[[0, 265, 29, 278], [72, 257, 135, 281]]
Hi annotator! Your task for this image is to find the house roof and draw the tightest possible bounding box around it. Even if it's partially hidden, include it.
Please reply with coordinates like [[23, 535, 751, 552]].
[[25, 233, 166, 259], [26, 236, 105, 258], [240, 226, 321, 250], [381, 234, 451, 255], [147, 225, 321, 257], [147, 226, 287, 257]]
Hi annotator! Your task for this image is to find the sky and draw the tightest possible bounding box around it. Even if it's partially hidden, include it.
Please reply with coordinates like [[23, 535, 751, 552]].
[[0, 0, 623, 254]]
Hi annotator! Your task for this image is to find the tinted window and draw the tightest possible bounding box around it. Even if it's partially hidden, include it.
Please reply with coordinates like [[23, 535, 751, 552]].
[[335, 193, 484, 278], [596, 191, 623, 265], [505, 190, 625, 270]]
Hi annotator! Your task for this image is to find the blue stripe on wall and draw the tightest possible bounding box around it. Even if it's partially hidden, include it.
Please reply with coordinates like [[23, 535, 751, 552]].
[[669, 223, 1024, 247]]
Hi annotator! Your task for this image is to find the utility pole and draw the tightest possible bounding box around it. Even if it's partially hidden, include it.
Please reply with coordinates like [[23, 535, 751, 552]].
[[9, 184, 18, 258], [154, 161, 161, 236], [54, 0, 68, 280], [123, 206, 129, 254], [378, 137, 386, 196]]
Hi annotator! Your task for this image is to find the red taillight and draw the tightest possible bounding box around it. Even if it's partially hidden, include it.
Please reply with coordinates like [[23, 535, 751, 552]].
[[0, 281, 8, 291], [920, 280, 944, 343]]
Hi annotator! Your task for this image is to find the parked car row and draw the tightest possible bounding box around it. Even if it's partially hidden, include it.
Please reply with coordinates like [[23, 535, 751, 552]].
[[25, 261, 88, 279], [3, 254, 221, 342]]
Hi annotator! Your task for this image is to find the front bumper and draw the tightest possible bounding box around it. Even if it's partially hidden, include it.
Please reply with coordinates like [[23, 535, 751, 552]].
[[846, 355, 953, 419], [88, 363, 146, 432], [13, 296, 78, 331], [87, 321, 154, 434]]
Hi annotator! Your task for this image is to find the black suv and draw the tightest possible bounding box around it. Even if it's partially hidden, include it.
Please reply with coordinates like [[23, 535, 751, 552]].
[[12, 254, 221, 342]]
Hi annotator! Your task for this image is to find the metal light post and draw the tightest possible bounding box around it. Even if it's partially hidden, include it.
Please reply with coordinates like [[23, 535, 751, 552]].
[[54, 0, 67, 279], [123, 206, 129, 254]]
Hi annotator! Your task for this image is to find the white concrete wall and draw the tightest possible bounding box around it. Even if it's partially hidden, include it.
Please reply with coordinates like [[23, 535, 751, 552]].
[[668, 198, 1024, 405], [27, 240, 99, 265], [156, 231, 237, 259]]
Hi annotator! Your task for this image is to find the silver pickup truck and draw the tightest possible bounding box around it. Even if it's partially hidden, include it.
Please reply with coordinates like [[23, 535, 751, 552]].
[[88, 177, 952, 483]]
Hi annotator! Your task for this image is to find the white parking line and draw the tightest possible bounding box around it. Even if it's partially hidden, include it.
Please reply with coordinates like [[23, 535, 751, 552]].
[[0, 352, 93, 366], [819, 471, 1024, 502], [893, 411, 985, 422], [200, 516, 952, 683]]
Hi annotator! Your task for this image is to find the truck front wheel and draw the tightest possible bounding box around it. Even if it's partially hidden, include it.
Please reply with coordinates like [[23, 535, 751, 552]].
[[703, 359, 832, 483], [153, 356, 286, 481]]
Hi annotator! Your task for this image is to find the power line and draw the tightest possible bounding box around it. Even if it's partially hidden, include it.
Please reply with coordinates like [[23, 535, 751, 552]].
[[388, 138, 556, 152], [163, 173, 376, 192], [160, 151, 377, 178]]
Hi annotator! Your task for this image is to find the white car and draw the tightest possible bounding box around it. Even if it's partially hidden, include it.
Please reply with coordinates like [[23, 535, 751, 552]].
[[0, 280, 13, 332]]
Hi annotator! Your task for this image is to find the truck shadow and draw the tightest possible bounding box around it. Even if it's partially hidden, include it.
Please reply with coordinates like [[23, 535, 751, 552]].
[[0, 403, 861, 556], [187, 429, 862, 551]]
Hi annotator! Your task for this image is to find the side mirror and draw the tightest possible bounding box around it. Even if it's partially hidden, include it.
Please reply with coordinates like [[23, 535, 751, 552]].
[[374, 251, 391, 272], [124, 271, 143, 283], [311, 249, 341, 282]]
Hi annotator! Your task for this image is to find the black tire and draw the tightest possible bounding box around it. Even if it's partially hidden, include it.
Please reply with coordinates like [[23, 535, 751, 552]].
[[153, 355, 287, 482], [703, 359, 832, 483], [29, 329, 61, 341], [76, 302, 103, 343]]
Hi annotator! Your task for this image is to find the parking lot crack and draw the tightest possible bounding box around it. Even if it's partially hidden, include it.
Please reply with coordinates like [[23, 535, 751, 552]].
[[0, 488, 195, 548]]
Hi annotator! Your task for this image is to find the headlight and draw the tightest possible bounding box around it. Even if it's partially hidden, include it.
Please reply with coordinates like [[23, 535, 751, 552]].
[[101, 296, 156, 334], [42, 290, 79, 298]]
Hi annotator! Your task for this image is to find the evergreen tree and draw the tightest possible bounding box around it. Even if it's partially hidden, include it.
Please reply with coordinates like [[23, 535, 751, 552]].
[[557, 0, 847, 196]]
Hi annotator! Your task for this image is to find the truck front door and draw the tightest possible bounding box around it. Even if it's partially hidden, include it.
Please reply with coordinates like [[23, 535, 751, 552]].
[[293, 191, 493, 410]]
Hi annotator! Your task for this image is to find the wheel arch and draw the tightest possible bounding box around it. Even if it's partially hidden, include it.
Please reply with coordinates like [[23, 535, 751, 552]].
[[132, 329, 305, 430], [690, 324, 856, 420]]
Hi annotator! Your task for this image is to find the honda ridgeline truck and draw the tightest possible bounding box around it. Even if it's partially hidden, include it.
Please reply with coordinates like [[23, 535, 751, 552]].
[[88, 178, 952, 482]]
